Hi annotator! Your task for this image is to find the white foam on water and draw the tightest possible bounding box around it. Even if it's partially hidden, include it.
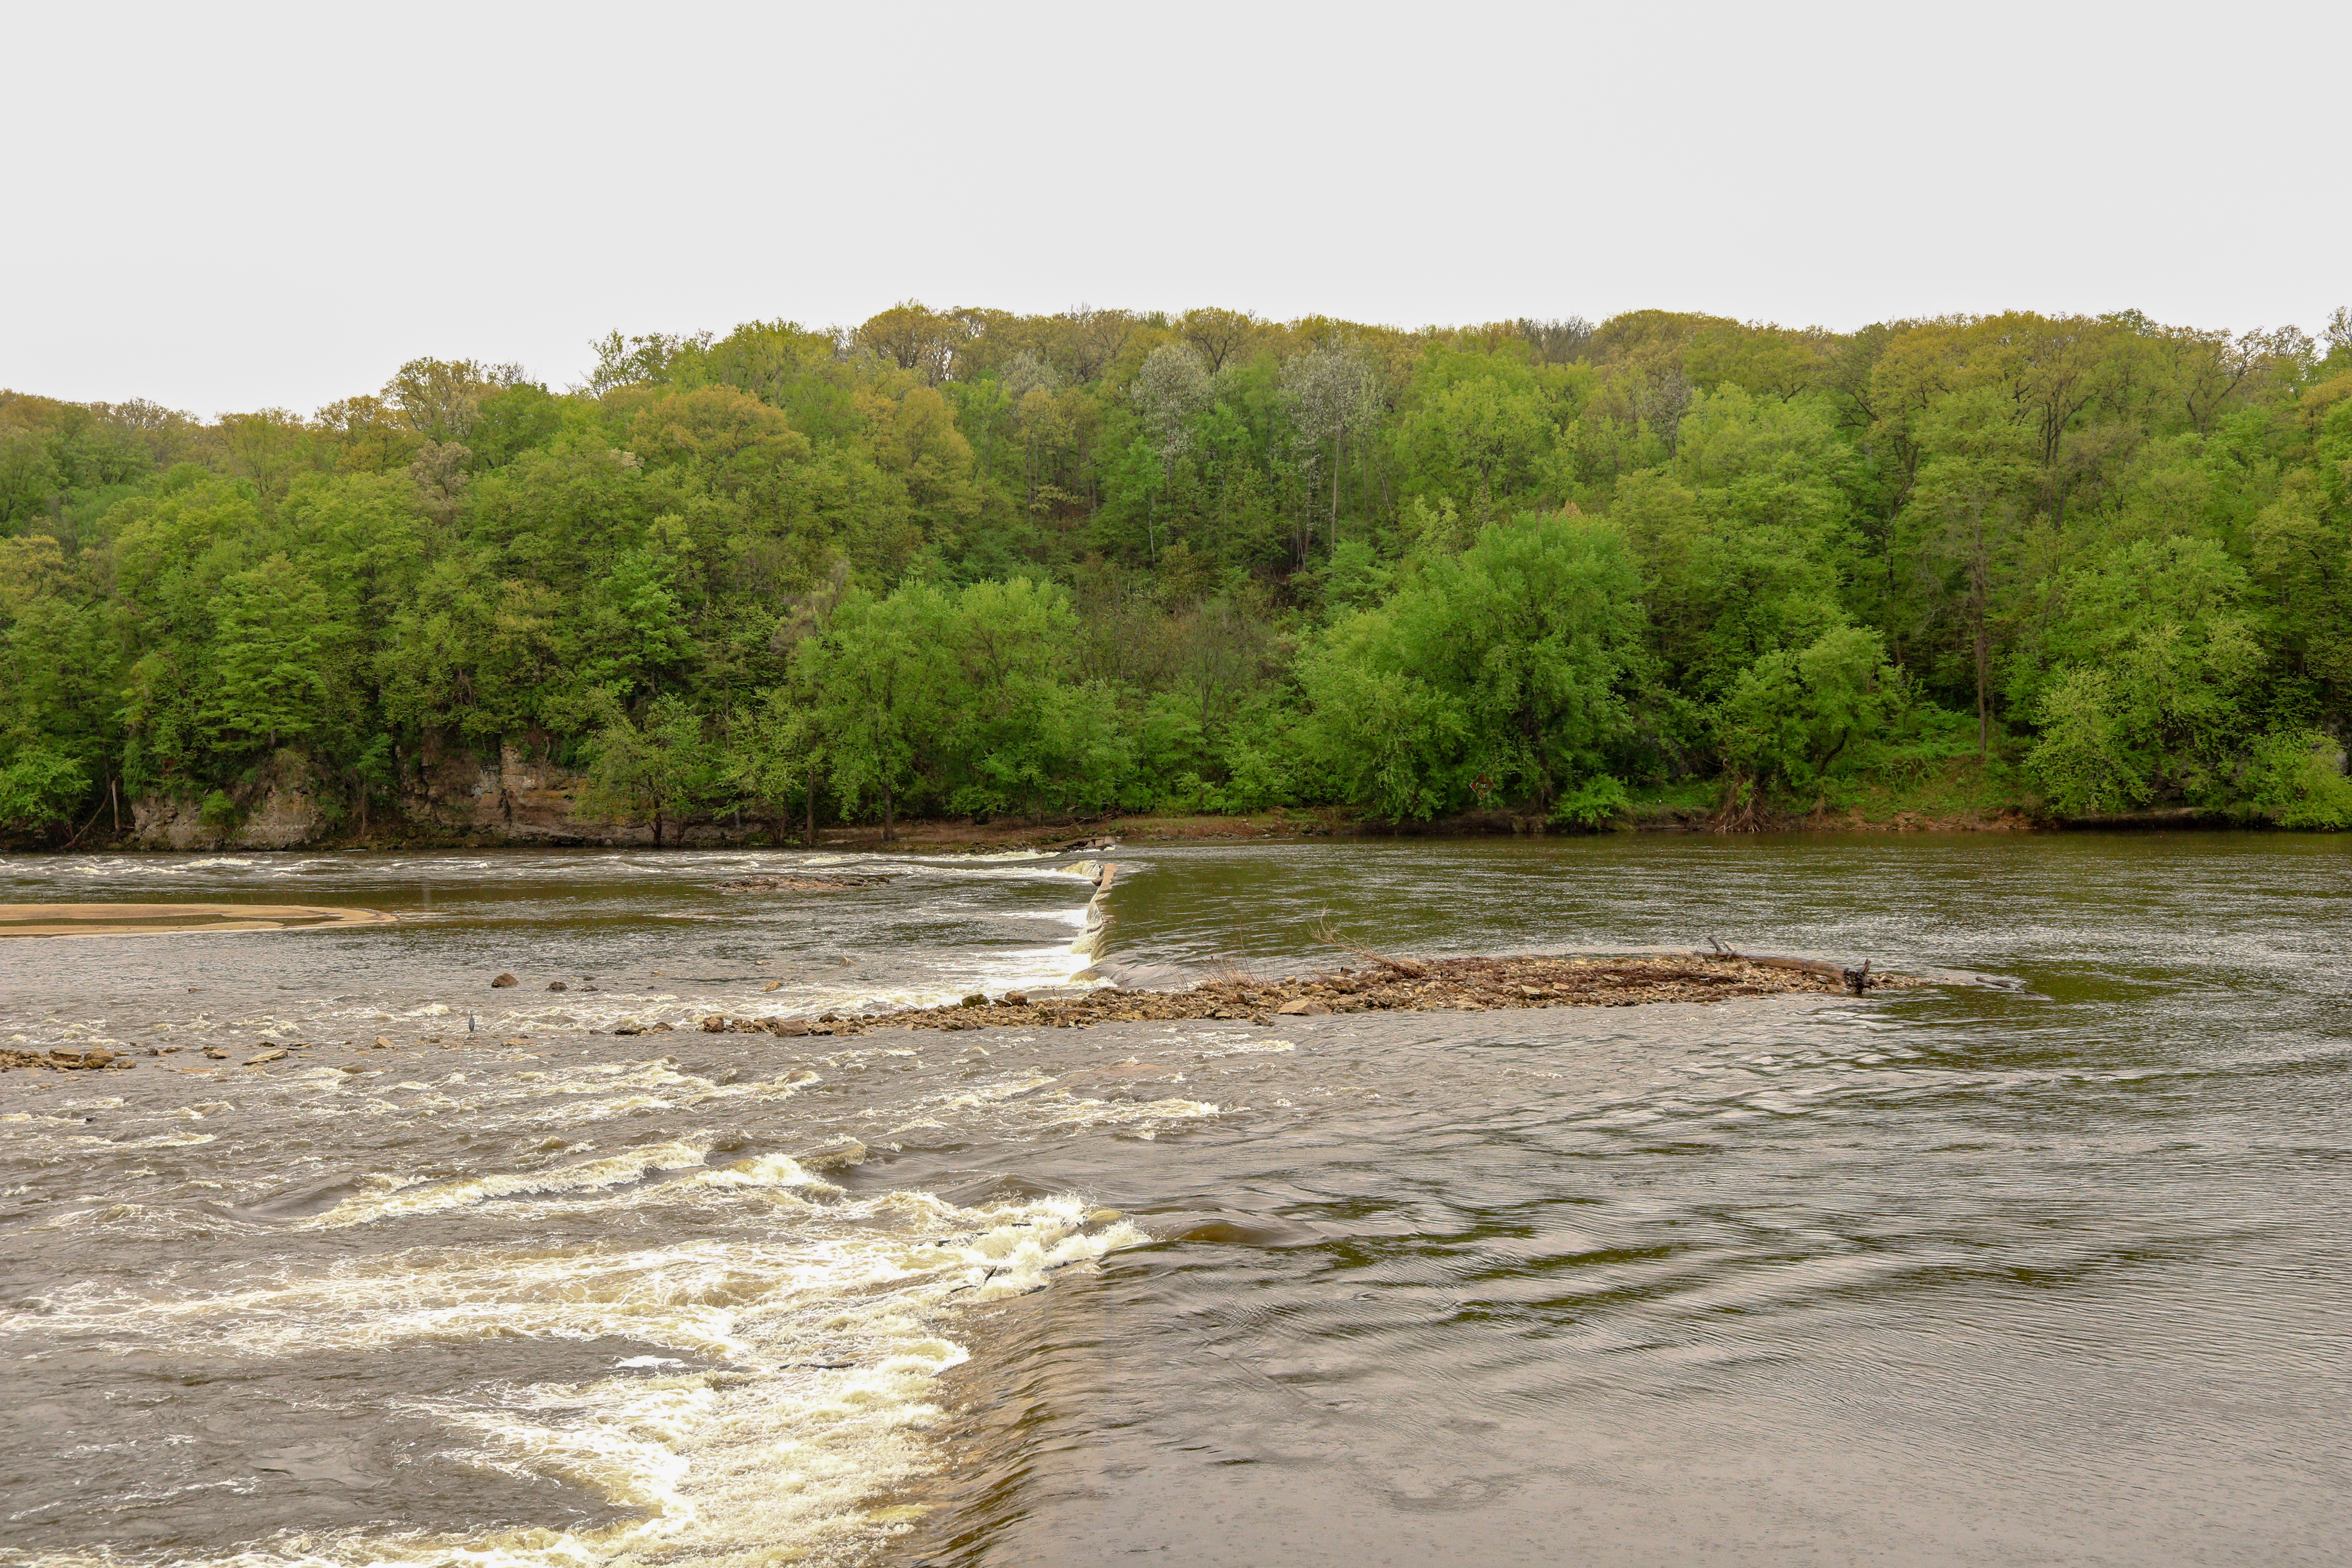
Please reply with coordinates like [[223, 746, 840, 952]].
[[10, 1184, 1146, 1568], [76, 1131, 218, 1149], [300, 1141, 721, 1228], [1197, 1036, 1297, 1057], [552, 936, 1106, 1033], [906, 847, 1057, 864], [1037, 1094, 1222, 1134]]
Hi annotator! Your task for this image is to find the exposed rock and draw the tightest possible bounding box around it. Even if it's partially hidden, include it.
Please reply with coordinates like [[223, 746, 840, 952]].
[[709, 952, 1925, 1043], [796, 1137, 868, 1171], [5, 1046, 135, 1072], [715, 874, 893, 892], [547, 981, 568, 992], [1003, 990, 1028, 1005], [243, 1048, 288, 1067], [371, 1036, 393, 1049], [491, 973, 518, 988]]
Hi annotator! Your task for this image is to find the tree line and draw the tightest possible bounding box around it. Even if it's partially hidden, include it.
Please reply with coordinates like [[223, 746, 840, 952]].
[[4, 301, 2350, 842]]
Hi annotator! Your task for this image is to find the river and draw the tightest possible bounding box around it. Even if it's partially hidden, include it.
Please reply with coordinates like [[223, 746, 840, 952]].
[[2, 835, 2346, 1566]]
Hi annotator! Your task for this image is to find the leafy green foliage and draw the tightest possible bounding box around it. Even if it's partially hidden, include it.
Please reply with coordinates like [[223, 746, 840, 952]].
[[1716, 625, 1897, 800], [580, 693, 712, 844], [2028, 668, 2147, 817], [1299, 512, 1644, 821], [2244, 730, 2352, 828], [0, 747, 86, 832], [0, 304, 2345, 837]]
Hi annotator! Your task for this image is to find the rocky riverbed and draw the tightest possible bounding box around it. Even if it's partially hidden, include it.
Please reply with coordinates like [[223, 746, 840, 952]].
[[657, 951, 1925, 1039]]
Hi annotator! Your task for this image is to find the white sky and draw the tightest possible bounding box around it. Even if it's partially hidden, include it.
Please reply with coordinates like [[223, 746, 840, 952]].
[[6, 0, 2347, 416]]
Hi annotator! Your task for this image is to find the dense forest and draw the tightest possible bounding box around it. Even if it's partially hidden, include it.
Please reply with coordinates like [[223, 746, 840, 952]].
[[4, 302, 2351, 845]]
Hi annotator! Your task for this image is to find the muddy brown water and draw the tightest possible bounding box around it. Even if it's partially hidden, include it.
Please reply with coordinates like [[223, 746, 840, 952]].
[[1, 836, 2346, 1566]]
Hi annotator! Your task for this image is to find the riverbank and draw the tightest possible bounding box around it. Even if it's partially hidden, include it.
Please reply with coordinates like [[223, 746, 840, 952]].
[[31, 747, 2331, 853]]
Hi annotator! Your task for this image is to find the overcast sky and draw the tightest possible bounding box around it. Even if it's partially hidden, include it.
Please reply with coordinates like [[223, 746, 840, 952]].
[[7, 1, 2347, 415]]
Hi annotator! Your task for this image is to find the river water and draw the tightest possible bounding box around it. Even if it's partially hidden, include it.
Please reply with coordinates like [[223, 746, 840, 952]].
[[2, 836, 2346, 1566]]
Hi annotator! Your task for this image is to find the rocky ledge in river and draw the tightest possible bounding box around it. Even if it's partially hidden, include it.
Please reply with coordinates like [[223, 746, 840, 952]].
[[2, 1046, 136, 1072], [670, 951, 1925, 1039], [712, 874, 895, 892]]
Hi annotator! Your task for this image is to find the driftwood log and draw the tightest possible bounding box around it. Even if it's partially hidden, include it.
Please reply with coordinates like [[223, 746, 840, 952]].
[[1704, 936, 1875, 995]]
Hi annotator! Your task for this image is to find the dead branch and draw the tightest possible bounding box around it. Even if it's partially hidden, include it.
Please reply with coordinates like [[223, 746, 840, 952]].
[[1698, 939, 1875, 994], [1310, 913, 1429, 978], [1204, 951, 1260, 991]]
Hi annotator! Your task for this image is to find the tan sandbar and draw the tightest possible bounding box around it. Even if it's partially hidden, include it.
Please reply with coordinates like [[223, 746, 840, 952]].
[[0, 903, 399, 937]]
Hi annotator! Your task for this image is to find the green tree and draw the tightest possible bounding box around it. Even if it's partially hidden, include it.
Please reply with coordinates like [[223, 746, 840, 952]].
[[206, 553, 341, 752], [0, 747, 87, 834], [799, 585, 956, 840], [2243, 730, 2352, 828], [1716, 625, 1897, 804], [1300, 511, 1646, 821], [725, 686, 825, 844], [581, 693, 711, 846], [2028, 667, 2145, 817]]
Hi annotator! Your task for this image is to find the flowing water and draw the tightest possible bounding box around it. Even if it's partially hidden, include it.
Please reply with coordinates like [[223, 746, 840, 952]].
[[2, 836, 2346, 1566]]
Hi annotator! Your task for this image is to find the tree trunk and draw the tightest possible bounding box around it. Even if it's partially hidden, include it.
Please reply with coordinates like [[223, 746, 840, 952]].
[[1974, 622, 1991, 762], [807, 761, 818, 848], [1331, 431, 1342, 552], [653, 806, 664, 848], [883, 783, 894, 843], [1968, 512, 1992, 762]]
